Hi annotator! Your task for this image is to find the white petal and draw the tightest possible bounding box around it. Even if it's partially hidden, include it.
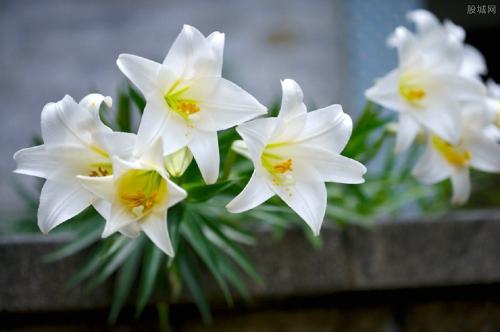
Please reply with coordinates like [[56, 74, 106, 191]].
[[413, 99, 461, 144], [395, 113, 420, 153], [79, 93, 113, 133], [41, 95, 93, 147], [163, 24, 217, 78], [487, 79, 500, 99], [450, 168, 470, 205], [231, 140, 251, 159], [13, 145, 56, 179], [236, 118, 279, 164], [406, 9, 440, 36], [433, 73, 486, 101], [468, 133, 500, 172], [312, 154, 366, 184], [206, 31, 225, 77], [279, 79, 307, 121], [186, 76, 267, 132], [119, 223, 141, 238], [135, 93, 191, 156], [111, 156, 142, 179], [38, 181, 94, 234], [295, 104, 352, 154], [365, 69, 406, 112], [77, 175, 115, 201], [103, 204, 136, 238], [92, 131, 136, 159], [226, 171, 274, 213], [275, 181, 327, 236], [141, 210, 174, 256], [188, 130, 220, 184], [412, 144, 452, 184], [388, 27, 418, 68], [460, 45, 487, 78], [140, 138, 166, 171], [163, 178, 187, 209], [116, 54, 161, 96], [92, 199, 111, 219]]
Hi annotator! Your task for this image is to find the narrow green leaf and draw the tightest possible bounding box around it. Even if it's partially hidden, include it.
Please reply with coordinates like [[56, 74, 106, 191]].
[[43, 224, 102, 262], [116, 91, 132, 132], [128, 85, 146, 114], [136, 243, 164, 316], [178, 247, 211, 323], [108, 238, 143, 323], [67, 243, 108, 288], [186, 180, 235, 203]]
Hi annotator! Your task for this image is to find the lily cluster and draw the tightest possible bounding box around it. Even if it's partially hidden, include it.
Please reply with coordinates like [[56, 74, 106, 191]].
[[366, 9, 500, 205], [14, 25, 366, 255]]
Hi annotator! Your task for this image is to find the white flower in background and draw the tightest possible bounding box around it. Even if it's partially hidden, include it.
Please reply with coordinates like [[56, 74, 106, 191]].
[[13, 94, 136, 234], [77, 140, 187, 256], [412, 106, 500, 205], [404, 9, 487, 79], [366, 15, 485, 153], [117, 25, 267, 184], [164, 147, 193, 177], [227, 79, 366, 235]]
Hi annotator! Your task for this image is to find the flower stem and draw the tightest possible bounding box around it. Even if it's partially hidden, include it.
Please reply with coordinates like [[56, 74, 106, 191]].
[[222, 146, 236, 181], [157, 302, 170, 332]]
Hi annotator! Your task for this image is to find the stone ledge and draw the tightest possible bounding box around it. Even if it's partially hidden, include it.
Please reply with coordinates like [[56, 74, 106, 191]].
[[2, 210, 500, 312]]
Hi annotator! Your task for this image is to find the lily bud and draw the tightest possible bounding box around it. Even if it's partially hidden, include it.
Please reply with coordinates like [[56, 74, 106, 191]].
[[164, 147, 193, 177]]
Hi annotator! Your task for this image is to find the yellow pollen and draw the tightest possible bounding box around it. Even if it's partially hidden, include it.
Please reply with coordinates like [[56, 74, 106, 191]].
[[88, 163, 112, 177], [399, 72, 426, 107], [177, 101, 200, 115], [164, 79, 201, 121], [431, 135, 471, 167], [117, 170, 167, 218], [273, 159, 293, 173]]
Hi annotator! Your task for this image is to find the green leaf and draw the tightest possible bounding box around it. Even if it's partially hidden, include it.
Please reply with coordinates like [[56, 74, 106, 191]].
[[136, 242, 164, 316], [116, 91, 132, 132], [67, 242, 108, 288], [43, 223, 102, 262], [178, 246, 211, 323], [186, 180, 235, 203], [128, 85, 146, 114], [181, 213, 232, 305], [108, 237, 143, 323]]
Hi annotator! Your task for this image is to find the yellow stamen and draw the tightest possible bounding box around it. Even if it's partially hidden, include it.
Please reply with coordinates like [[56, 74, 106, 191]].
[[273, 159, 293, 173], [164, 80, 201, 121], [261, 146, 294, 186], [117, 170, 167, 218], [432, 135, 471, 167], [399, 72, 426, 107], [88, 163, 112, 177]]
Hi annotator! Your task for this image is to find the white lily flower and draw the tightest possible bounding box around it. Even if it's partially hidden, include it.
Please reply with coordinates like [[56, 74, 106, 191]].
[[404, 9, 487, 79], [164, 147, 193, 177], [77, 140, 187, 256], [13, 94, 136, 234], [226, 79, 366, 235], [412, 106, 500, 205], [117, 25, 267, 184], [366, 15, 485, 153]]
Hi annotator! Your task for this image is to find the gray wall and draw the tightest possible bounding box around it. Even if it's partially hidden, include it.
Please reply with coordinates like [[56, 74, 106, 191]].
[[0, 0, 420, 214]]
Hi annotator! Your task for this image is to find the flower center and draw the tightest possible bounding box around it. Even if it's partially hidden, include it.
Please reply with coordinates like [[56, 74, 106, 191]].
[[432, 135, 471, 167], [117, 170, 167, 218], [88, 163, 112, 177], [399, 72, 426, 107], [261, 148, 295, 186], [164, 80, 200, 122]]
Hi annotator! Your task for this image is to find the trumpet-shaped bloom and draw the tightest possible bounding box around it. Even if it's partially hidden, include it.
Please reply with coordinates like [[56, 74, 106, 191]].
[[227, 79, 366, 235], [13, 94, 136, 234], [77, 140, 187, 256], [404, 9, 487, 79], [412, 106, 500, 205], [366, 12, 485, 152], [117, 25, 267, 184]]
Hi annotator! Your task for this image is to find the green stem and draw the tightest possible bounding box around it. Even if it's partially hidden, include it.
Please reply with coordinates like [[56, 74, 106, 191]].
[[157, 302, 170, 332], [222, 146, 237, 181]]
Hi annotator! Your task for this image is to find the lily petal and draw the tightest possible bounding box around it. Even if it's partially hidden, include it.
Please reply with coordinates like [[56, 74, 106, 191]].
[[188, 130, 220, 184], [236, 118, 279, 163], [279, 79, 307, 121], [77, 175, 115, 201], [103, 204, 136, 238], [13, 145, 56, 179], [450, 168, 470, 205], [206, 31, 225, 76], [413, 99, 461, 144], [460, 45, 487, 78], [365, 69, 406, 112], [275, 181, 327, 236], [187, 76, 267, 132], [165, 178, 188, 208], [468, 133, 500, 172], [226, 171, 274, 213], [92, 131, 136, 159], [141, 210, 174, 256], [163, 24, 216, 79], [412, 144, 452, 184], [395, 113, 420, 153], [38, 180, 94, 234], [117, 54, 161, 96]]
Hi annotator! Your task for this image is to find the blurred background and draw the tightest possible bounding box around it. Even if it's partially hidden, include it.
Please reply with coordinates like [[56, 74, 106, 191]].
[[1, 0, 499, 213]]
